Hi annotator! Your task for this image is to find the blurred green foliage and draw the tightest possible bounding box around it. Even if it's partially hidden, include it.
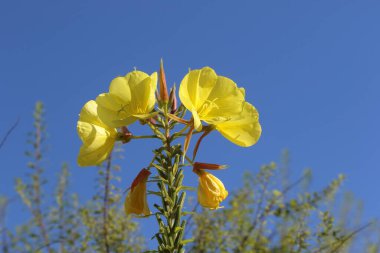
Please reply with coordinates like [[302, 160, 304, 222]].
[[187, 155, 380, 253], [1, 102, 144, 253], [0, 102, 378, 253]]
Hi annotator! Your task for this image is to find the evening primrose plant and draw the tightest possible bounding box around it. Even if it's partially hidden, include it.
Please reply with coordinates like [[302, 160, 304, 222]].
[[76, 61, 262, 252]]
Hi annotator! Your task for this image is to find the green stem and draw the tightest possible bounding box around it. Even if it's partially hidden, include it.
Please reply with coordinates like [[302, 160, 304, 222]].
[[184, 156, 194, 165], [153, 110, 187, 253], [32, 108, 53, 253], [131, 135, 158, 140], [102, 156, 112, 253]]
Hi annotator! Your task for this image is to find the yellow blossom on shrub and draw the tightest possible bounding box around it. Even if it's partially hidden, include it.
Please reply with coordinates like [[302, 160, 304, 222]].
[[77, 100, 117, 166], [179, 67, 261, 147], [124, 169, 151, 216], [96, 70, 157, 128], [194, 168, 228, 209]]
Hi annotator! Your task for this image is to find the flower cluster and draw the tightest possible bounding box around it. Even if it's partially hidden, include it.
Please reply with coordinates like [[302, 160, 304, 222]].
[[77, 63, 261, 214]]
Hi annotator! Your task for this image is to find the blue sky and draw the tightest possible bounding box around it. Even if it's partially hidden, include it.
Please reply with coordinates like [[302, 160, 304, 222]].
[[1, 0, 379, 241]]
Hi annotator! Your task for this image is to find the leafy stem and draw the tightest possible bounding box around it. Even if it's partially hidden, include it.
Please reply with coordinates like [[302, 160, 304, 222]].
[[151, 110, 188, 253]]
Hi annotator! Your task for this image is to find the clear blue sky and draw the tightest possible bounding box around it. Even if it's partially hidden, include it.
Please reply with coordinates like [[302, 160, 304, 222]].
[[1, 0, 379, 239]]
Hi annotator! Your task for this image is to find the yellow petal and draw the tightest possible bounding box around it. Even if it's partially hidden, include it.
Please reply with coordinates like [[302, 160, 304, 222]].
[[77, 121, 115, 146], [239, 87, 246, 97], [77, 137, 115, 166], [147, 72, 158, 111], [179, 67, 218, 112], [201, 76, 245, 122], [179, 69, 200, 110], [96, 93, 125, 112], [96, 98, 137, 128], [109, 77, 132, 102], [124, 70, 150, 88], [192, 110, 202, 131], [79, 100, 108, 128], [215, 102, 262, 147], [77, 100, 117, 167], [129, 74, 155, 114], [179, 67, 246, 134], [78, 100, 117, 137], [96, 93, 135, 128], [196, 67, 218, 107]]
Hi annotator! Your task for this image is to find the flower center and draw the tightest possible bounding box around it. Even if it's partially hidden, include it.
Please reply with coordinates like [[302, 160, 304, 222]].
[[117, 103, 130, 118], [198, 98, 219, 117]]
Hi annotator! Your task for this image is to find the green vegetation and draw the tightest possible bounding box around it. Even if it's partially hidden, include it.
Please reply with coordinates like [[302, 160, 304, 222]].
[[0, 103, 378, 252]]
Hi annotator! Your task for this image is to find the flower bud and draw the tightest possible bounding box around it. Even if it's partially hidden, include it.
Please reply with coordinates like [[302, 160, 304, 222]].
[[118, 126, 133, 143], [169, 86, 177, 113], [193, 162, 227, 171], [193, 168, 228, 209], [159, 59, 169, 103]]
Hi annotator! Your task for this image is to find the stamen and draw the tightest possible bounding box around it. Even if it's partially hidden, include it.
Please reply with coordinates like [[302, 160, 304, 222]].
[[198, 98, 219, 117]]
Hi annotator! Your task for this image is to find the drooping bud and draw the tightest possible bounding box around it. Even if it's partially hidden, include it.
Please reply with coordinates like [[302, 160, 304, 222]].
[[169, 85, 177, 114], [193, 169, 228, 209], [124, 168, 151, 216], [159, 59, 169, 103]]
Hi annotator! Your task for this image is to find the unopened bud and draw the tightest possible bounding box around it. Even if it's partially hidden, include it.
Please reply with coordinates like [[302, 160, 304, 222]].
[[169, 86, 177, 113], [118, 126, 133, 143], [121, 126, 131, 135], [159, 59, 169, 103], [148, 117, 157, 125], [193, 169, 228, 209], [193, 162, 227, 172]]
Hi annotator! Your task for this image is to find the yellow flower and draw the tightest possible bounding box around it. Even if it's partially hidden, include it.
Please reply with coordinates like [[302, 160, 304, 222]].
[[77, 100, 117, 166], [194, 168, 228, 209], [179, 67, 261, 147], [124, 169, 151, 216], [96, 70, 158, 128]]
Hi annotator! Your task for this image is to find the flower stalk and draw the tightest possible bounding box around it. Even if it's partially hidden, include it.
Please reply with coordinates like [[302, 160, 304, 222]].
[[151, 111, 188, 252]]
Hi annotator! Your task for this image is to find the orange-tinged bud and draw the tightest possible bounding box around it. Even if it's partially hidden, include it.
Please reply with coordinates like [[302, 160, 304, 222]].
[[159, 59, 169, 103], [193, 169, 228, 209], [124, 169, 151, 216], [118, 126, 133, 143], [193, 162, 227, 171]]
